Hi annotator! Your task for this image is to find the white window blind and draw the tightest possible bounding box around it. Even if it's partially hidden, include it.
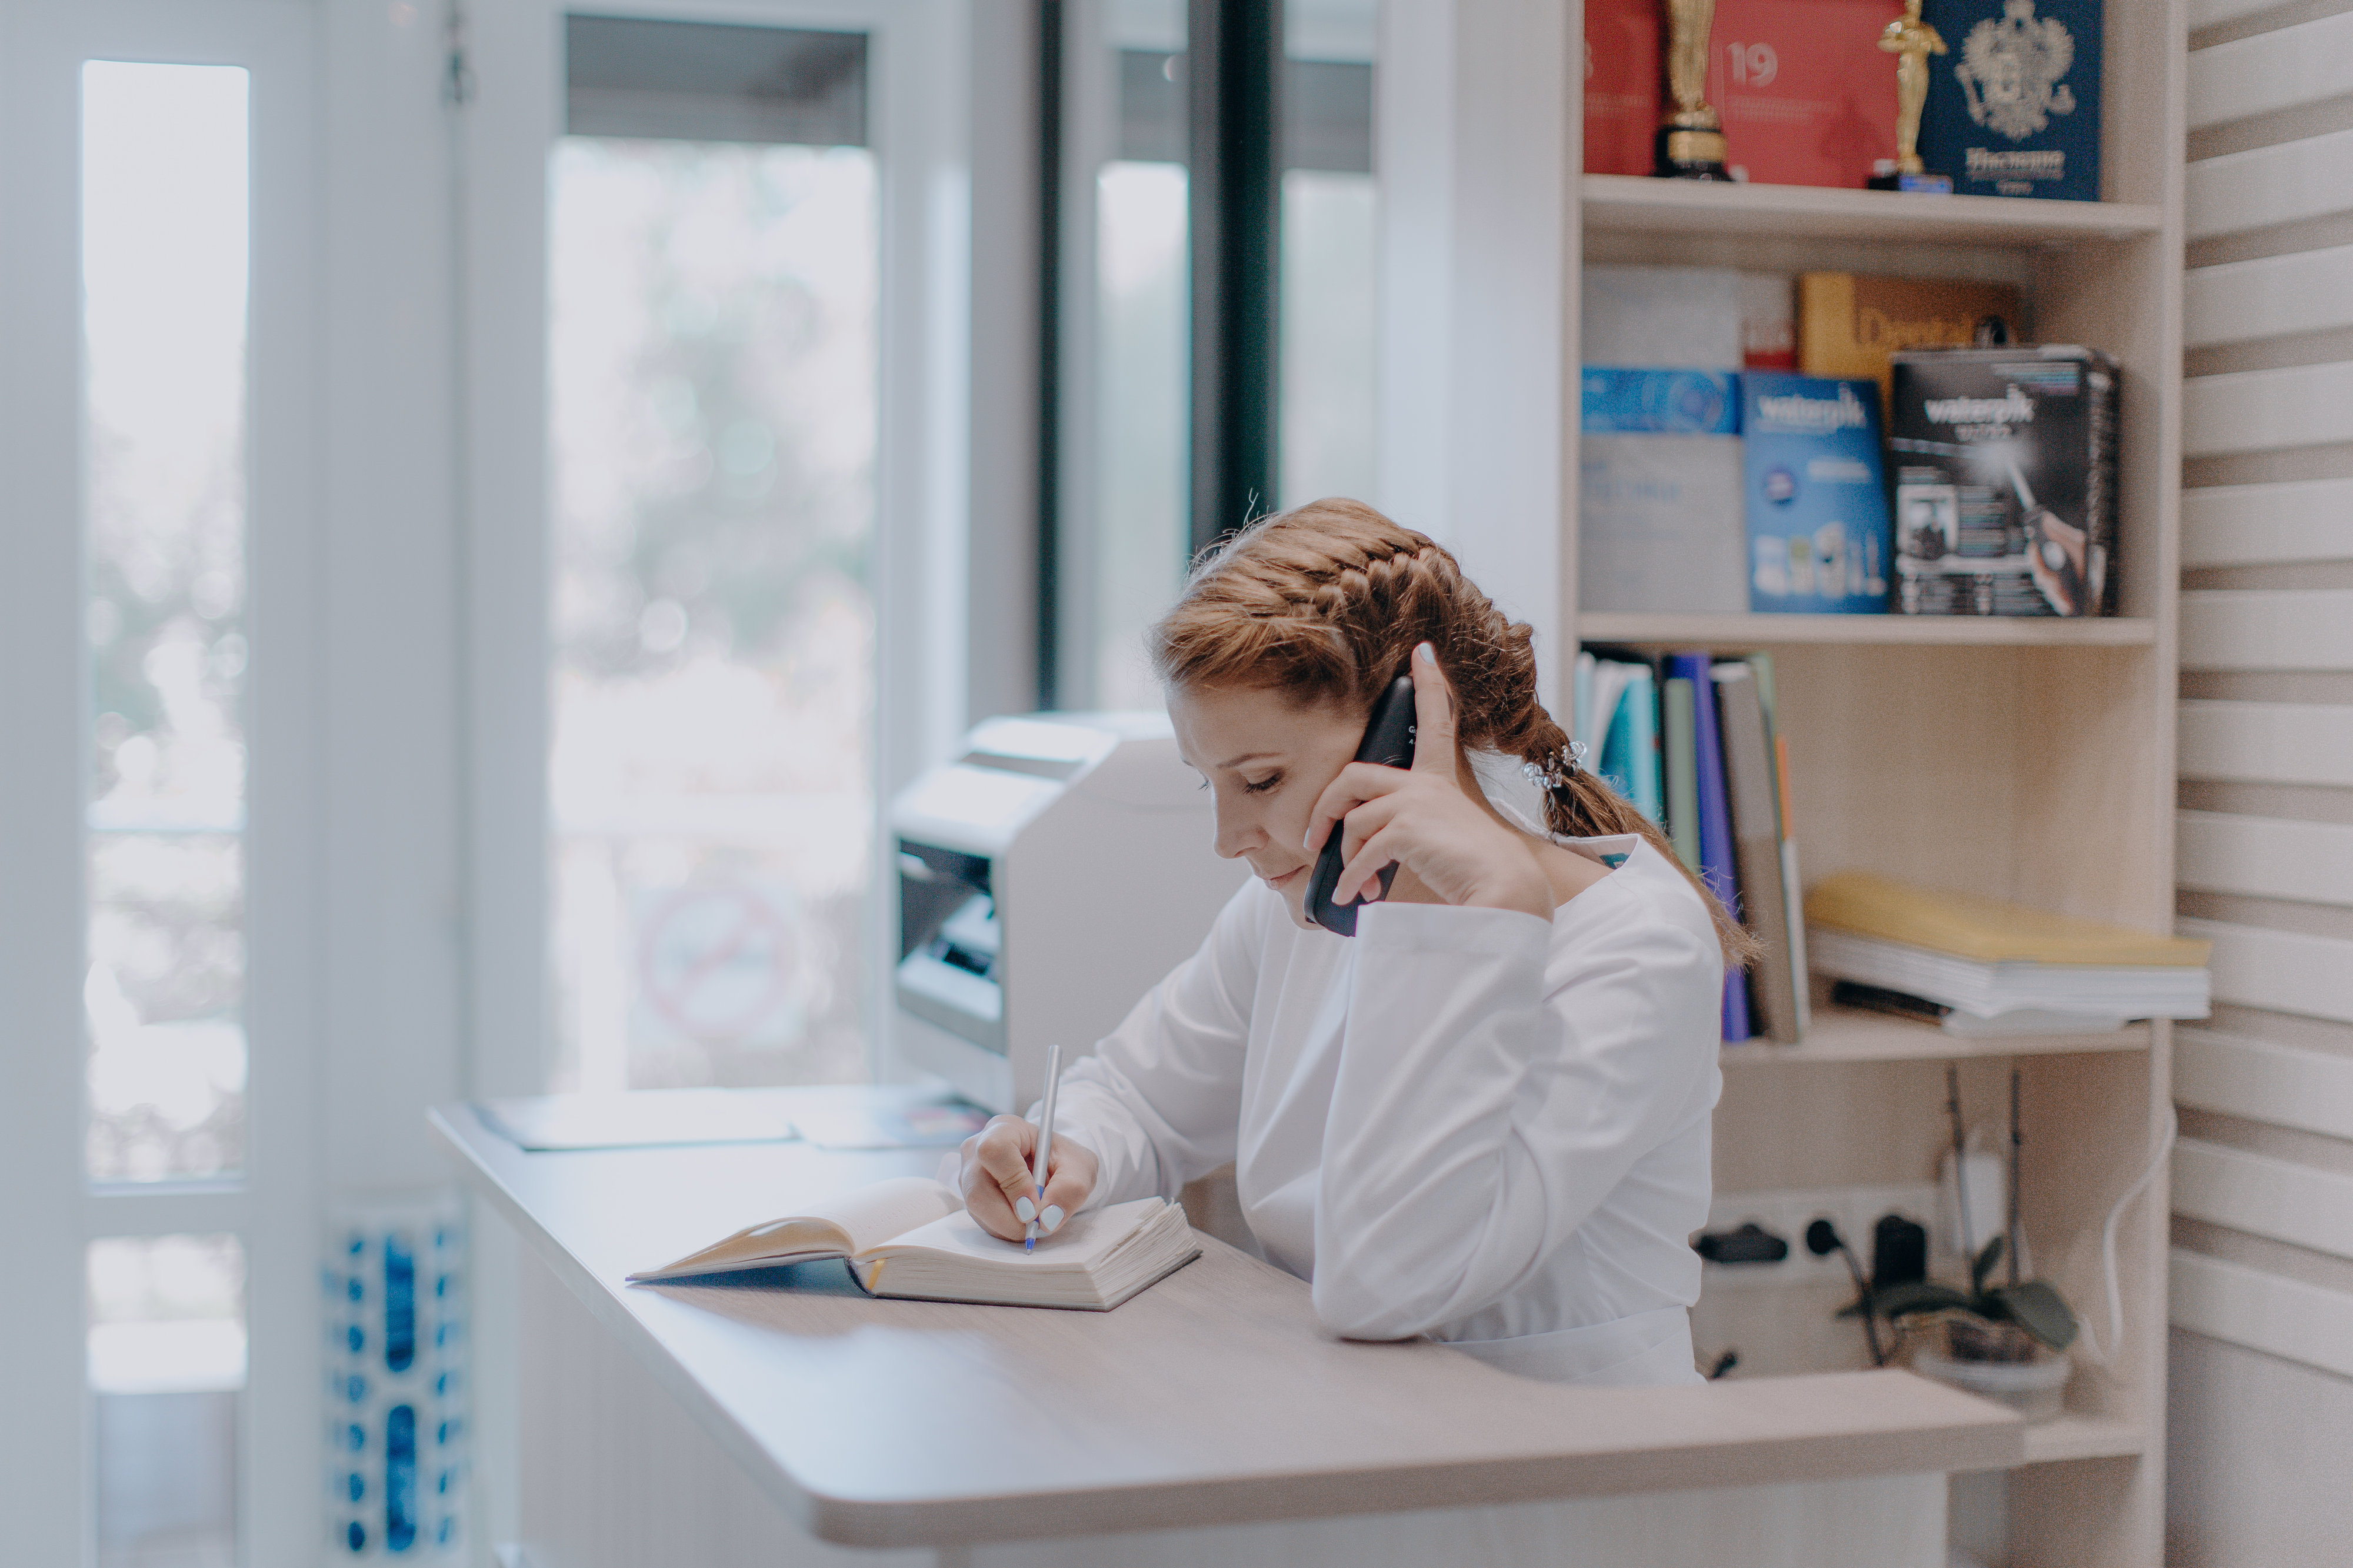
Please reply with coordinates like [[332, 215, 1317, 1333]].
[[2173, 0, 2353, 1389]]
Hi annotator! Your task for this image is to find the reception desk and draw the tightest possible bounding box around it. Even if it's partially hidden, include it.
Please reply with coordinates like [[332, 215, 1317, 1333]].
[[432, 1095, 2021, 1567]]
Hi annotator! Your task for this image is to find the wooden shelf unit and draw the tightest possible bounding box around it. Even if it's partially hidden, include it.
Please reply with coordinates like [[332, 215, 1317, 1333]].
[[1578, 612, 2159, 649], [1722, 1007, 2153, 1067], [1556, 4, 2185, 1562], [1581, 172, 2167, 245]]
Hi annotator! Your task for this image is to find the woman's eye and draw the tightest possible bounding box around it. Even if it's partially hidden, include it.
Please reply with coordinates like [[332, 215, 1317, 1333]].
[[1241, 773, 1281, 795]]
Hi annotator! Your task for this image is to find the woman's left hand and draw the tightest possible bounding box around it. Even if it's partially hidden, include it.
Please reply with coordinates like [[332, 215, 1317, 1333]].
[[1302, 643, 1557, 922]]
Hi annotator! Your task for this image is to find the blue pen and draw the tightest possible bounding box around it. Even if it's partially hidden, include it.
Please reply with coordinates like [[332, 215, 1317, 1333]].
[[1025, 1042, 1064, 1253]]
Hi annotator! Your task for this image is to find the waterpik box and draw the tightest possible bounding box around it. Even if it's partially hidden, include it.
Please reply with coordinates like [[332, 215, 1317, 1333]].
[[1739, 372, 1891, 614], [1888, 345, 2118, 617]]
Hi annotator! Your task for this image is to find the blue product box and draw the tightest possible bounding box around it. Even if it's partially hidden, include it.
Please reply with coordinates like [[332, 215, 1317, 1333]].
[[1741, 373, 1890, 615], [1581, 366, 1740, 434]]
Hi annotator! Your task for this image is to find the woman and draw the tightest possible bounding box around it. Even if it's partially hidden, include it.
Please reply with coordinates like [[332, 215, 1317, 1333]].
[[954, 499, 1755, 1386]]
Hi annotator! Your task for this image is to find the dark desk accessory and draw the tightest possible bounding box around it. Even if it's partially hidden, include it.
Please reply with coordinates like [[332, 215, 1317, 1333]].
[[1694, 1221, 1791, 1265], [1807, 1218, 1887, 1366], [1872, 1214, 1929, 1291]]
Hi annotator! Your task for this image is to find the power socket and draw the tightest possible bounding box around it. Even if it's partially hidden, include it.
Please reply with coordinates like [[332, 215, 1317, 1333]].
[[1698, 1183, 1939, 1286]]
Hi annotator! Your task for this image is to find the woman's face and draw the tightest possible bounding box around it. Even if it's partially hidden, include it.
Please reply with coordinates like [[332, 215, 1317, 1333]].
[[1166, 682, 1365, 930]]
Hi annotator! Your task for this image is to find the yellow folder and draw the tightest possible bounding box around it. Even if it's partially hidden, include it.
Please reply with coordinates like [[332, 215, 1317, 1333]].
[[1804, 873, 2212, 968]]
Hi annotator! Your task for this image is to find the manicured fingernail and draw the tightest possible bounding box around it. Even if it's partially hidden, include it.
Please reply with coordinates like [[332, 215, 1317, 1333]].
[[1416, 642, 1436, 665], [1015, 1196, 1035, 1223], [1042, 1206, 1065, 1233]]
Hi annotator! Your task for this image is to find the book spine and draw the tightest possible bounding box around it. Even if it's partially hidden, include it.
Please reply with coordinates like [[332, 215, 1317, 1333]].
[[1673, 652, 1748, 1041], [1775, 732, 1812, 1037], [1574, 650, 1598, 755], [1715, 668, 1800, 1044], [1662, 676, 1701, 871], [1625, 665, 1662, 825]]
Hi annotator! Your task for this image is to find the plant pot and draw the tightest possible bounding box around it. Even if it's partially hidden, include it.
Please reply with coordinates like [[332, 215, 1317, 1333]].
[[1912, 1344, 2071, 1422]]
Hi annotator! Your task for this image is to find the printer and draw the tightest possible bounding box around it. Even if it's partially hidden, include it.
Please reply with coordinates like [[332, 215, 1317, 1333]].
[[889, 712, 1246, 1113]]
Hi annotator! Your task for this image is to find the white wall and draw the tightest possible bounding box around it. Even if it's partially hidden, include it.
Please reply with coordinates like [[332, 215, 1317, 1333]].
[[2168, 2, 2353, 1562]]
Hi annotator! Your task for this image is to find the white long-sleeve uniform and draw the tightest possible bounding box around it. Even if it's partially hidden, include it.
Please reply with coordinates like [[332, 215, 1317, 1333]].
[[1048, 828, 1724, 1386]]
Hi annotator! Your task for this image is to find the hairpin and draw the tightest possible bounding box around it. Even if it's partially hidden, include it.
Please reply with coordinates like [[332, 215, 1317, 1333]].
[[1522, 740, 1588, 791]]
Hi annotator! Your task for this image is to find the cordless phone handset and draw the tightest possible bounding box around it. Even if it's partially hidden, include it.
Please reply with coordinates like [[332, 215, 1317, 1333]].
[[1304, 674, 1419, 937]]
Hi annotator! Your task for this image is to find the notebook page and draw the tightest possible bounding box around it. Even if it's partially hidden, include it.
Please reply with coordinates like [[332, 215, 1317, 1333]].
[[629, 1176, 958, 1279], [803, 1176, 964, 1256], [857, 1196, 1162, 1270]]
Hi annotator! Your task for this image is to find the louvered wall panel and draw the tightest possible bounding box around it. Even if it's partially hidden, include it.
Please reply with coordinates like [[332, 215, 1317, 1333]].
[[2181, 476, 2353, 565], [2177, 700, 2353, 785], [2172, 1, 2353, 1416], [2181, 361, 2353, 456], [2177, 810, 2353, 904], [2184, 125, 2353, 239], [2187, 11, 2353, 128], [2179, 590, 2353, 669]]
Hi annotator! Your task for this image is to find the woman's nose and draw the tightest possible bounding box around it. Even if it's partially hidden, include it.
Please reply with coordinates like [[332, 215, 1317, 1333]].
[[1210, 796, 1261, 860]]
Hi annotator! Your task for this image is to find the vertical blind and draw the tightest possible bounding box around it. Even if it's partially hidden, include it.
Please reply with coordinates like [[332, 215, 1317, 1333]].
[[2170, 0, 2353, 1377]]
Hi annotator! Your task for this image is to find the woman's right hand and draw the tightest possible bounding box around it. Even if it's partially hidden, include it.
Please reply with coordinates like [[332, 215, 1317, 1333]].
[[956, 1115, 1099, 1242]]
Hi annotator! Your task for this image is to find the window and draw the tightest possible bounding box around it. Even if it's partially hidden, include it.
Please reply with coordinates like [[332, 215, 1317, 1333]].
[[547, 17, 879, 1090], [82, 60, 252, 1183], [1056, 0, 1377, 711]]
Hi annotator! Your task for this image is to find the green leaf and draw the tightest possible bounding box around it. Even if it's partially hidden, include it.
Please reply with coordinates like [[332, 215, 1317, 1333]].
[[1992, 1281, 2079, 1351], [1971, 1235, 2006, 1295], [1854, 1281, 1974, 1320]]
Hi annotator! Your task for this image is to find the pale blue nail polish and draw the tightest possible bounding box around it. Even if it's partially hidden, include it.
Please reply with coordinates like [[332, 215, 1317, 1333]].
[[1014, 1196, 1035, 1223], [1042, 1206, 1065, 1233]]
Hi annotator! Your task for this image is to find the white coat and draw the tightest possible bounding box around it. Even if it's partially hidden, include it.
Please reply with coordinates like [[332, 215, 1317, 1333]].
[[1049, 813, 1726, 1387]]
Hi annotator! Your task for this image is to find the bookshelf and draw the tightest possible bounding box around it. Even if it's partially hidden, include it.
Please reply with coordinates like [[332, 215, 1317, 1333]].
[[1558, 5, 2185, 1565]]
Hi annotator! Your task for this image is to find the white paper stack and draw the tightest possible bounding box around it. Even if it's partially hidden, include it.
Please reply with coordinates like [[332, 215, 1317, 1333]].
[[1809, 929, 2210, 1026], [1804, 872, 2213, 1033]]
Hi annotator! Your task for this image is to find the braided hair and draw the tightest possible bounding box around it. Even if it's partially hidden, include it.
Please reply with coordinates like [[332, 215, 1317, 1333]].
[[1148, 498, 1759, 968]]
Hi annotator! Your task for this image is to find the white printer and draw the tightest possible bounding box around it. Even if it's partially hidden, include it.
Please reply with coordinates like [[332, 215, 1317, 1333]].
[[889, 712, 1247, 1113]]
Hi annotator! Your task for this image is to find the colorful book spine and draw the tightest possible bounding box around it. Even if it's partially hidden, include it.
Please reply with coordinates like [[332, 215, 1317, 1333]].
[[1662, 676, 1701, 873], [1715, 663, 1801, 1044], [1594, 662, 1662, 826], [1623, 665, 1661, 825], [1670, 651, 1748, 1041]]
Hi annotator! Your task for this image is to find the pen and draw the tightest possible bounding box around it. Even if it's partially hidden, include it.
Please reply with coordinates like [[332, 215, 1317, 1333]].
[[1025, 1042, 1063, 1253]]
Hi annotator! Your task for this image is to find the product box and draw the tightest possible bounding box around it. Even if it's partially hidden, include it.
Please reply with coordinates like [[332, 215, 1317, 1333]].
[[1707, 0, 1901, 189], [1741, 373, 1891, 614], [1888, 345, 2118, 617], [1584, 266, 1796, 371], [1582, 0, 1658, 177], [1579, 434, 1747, 615], [1798, 272, 2024, 419], [1918, 0, 2102, 201], [1582, 366, 1741, 434]]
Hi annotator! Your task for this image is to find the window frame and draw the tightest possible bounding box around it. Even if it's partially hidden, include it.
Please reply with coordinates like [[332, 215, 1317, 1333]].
[[0, 2, 325, 1562]]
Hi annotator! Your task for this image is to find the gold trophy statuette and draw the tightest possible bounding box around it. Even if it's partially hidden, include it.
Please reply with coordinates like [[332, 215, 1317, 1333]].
[[1872, 0, 1949, 189], [1653, 0, 1730, 180]]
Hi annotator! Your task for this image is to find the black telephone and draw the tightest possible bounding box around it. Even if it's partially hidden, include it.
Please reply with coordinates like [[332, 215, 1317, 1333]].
[[1304, 675, 1418, 936]]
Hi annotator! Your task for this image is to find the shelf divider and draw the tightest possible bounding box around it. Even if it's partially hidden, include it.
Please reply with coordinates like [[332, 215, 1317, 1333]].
[[1722, 1007, 2153, 1066]]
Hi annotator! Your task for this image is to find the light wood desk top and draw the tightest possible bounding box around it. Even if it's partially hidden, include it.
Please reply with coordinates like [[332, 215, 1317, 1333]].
[[432, 1095, 2022, 1549]]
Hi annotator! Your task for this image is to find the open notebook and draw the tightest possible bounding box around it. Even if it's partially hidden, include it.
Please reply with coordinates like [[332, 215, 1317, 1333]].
[[626, 1176, 1201, 1311]]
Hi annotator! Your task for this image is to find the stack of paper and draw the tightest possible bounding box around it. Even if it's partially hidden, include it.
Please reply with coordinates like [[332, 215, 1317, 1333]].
[[1805, 873, 2211, 1031]]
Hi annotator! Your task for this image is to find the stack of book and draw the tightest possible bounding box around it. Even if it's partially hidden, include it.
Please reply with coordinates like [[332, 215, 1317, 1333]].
[[1582, 648, 1807, 1046], [1805, 872, 2211, 1035]]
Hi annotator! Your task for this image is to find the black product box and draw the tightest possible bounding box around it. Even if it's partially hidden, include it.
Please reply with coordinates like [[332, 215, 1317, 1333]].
[[1887, 345, 2117, 617]]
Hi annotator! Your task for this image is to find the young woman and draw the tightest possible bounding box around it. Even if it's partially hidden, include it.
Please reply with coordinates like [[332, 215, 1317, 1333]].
[[954, 499, 1756, 1386]]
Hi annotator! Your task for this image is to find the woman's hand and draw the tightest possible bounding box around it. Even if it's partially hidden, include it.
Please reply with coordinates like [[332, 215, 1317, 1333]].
[[956, 1115, 1099, 1242], [1302, 642, 1557, 922]]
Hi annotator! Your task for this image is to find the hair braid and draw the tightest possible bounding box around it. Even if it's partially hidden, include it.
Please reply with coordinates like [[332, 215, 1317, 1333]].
[[1150, 498, 1760, 968]]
